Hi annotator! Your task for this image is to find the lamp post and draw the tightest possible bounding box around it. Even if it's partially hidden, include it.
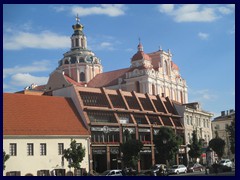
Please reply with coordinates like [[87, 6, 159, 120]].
[[162, 139, 168, 167]]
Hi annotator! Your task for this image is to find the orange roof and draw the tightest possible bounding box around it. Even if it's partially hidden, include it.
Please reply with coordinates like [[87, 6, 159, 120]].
[[148, 51, 161, 68], [3, 93, 89, 136], [64, 75, 85, 86], [132, 51, 151, 62], [87, 68, 129, 87], [171, 61, 179, 70]]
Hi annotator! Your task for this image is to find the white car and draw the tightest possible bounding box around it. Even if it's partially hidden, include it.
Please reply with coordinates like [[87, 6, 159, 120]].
[[168, 164, 187, 174], [101, 169, 123, 176], [219, 159, 232, 167]]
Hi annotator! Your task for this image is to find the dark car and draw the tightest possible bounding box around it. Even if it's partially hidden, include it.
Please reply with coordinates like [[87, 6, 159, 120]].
[[151, 164, 167, 176], [187, 163, 204, 172]]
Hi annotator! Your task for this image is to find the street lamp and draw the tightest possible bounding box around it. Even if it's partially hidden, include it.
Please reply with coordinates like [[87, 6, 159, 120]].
[[162, 139, 168, 167]]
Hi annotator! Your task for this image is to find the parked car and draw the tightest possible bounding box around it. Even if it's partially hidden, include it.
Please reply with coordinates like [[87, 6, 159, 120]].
[[168, 164, 187, 174], [219, 159, 232, 167], [101, 169, 123, 176], [187, 163, 204, 172], [151, 164, 167, 176]]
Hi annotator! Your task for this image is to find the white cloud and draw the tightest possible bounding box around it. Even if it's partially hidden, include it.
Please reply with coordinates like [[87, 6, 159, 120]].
[[10, 73, 49, 87], [218, 6, 232, 15], [189, 89, 217, 101], [3, 30, 69, 50], [71, 4, 126, 17], [198, 32, 209, 40], [3, 60, 51, 79], [158, 4, 174, 13], [158, 4, 219, 23]]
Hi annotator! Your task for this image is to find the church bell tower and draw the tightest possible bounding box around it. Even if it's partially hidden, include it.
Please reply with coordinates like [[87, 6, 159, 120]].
[[57, 15, 103, 83]]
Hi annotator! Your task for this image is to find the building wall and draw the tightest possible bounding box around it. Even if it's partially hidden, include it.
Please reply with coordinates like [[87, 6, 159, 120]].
[[211, 110, 235, 159], [3, 136, 90, 176], [184, 109, 213, 144]]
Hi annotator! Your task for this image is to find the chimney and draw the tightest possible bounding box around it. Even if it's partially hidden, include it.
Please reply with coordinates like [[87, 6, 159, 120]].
[[221, 111, 225, 116]]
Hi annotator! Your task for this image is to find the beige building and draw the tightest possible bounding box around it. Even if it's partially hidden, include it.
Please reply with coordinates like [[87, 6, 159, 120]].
[[174, 102, 213, 163], [212, 109, 235, 160], [3, 93, 90, 176]]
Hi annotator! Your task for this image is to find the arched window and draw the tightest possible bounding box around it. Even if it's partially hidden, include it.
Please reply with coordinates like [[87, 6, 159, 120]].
[[135, 81, 140, 93], [180, 91, 183, 103], [80, 72, 85, 82], [81, 38, 84, 48], [71, 39, 74, 48], [64, 60, 69, 64], [164, 60, 169, 75], [75, 38, 79, 47], [79, 57, 85, 63], [152, 84, 155, 95]]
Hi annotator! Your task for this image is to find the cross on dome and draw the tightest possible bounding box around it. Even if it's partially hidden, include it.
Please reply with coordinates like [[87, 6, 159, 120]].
[[76, 14, 80, 24]]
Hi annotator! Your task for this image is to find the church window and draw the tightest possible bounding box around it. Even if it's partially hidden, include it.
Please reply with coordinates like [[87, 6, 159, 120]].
[[81, 38, 84, 48], [79, 57, 85, 62], [180, 91, 183, 103], [71, 39, 74, 47], [80, 72, 85, 81], [164, 60, 169, 75], [64, 60, 69, 64], [75, 38, 79, 47], [152, 84, 155, 95], [135, 81, 140, 93]]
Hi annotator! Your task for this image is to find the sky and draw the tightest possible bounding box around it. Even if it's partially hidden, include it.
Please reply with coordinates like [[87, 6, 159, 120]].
[[3, 4, 235, 118]]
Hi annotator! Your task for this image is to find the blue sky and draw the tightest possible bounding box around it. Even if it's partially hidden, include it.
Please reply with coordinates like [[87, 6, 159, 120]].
[[3, 4, 235, 117]]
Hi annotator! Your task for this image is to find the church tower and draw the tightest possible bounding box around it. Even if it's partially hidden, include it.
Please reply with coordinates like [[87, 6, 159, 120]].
[[57, 15, 102, 83]]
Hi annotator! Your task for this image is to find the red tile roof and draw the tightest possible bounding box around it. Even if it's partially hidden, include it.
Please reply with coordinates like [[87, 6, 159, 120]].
[[148, 51, 161, 68], [87, 68, 129, 87], [171, 61, 179, 70], [3, 93, 89, 136], [132, 51, 151, 62], [64, 75, 85, 86]]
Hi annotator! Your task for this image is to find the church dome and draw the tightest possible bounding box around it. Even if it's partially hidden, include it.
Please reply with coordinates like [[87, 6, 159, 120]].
[[131, 42, 151, 62]]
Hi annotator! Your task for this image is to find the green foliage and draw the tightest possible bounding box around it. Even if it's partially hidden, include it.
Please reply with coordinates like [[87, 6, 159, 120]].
[[62, 139, 86, 169], [226, 119, 235, 154], [188, 130, 203, 161], [209, 137, 225, 159], [153, 127, 182, 165], [3, 150, 10, 170], [120, 139, 143, 169]]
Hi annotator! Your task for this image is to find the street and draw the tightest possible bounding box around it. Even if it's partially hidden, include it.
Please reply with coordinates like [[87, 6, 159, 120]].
[[169, 167, 235, 176]]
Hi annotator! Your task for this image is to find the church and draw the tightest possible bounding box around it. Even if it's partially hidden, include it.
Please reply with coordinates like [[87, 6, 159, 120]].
[[46, 15, 188, 104]]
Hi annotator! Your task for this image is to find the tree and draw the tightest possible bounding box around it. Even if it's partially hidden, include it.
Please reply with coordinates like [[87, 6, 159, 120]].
[[188, 130, 203, 163], [3, 150, 10, 170], [120, 138, 143, 170], [62, 139, 86, 171], [154, 127, 182, 166], [226, 118, 235, 154], [209, 132, 225, 159]]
